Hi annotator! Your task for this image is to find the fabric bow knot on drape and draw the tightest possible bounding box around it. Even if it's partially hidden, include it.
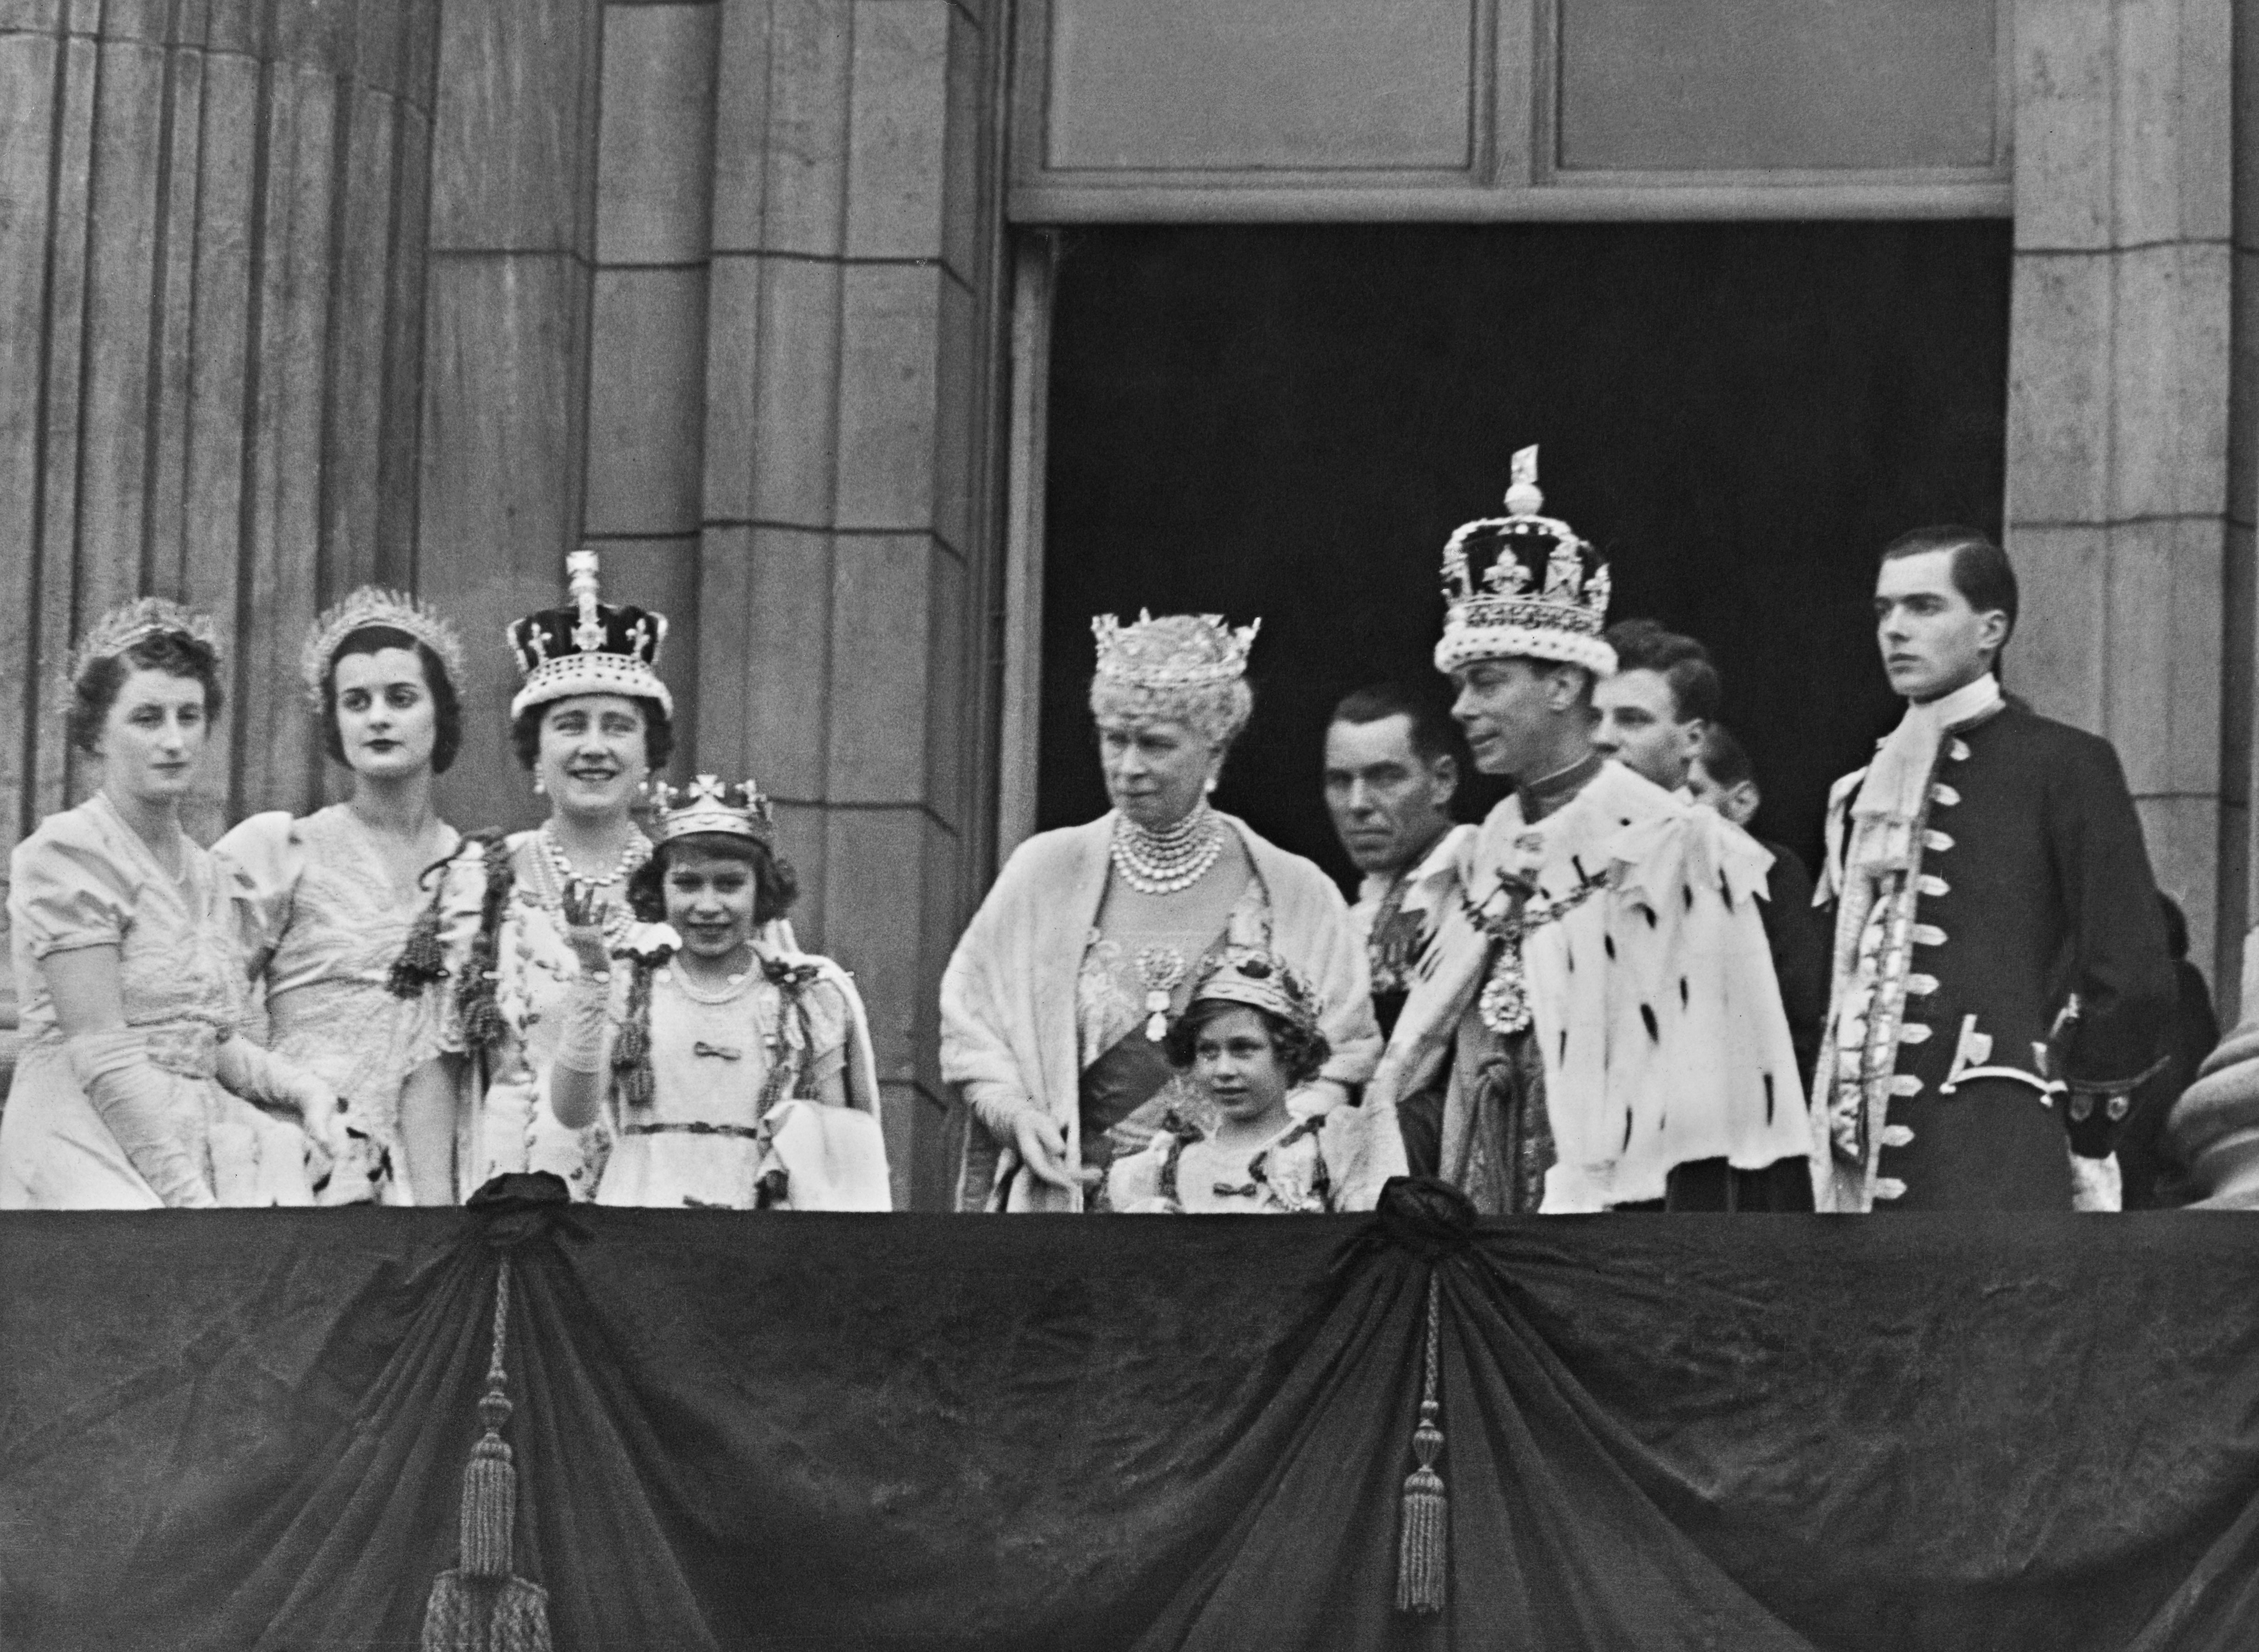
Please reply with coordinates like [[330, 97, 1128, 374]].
[[1373, 1177, 1474, 1618], [421, 1177, 567, 1652]]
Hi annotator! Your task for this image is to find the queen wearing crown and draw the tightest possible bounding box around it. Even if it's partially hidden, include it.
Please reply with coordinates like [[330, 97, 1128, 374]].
[[1, 599, 349, 1208], [540, 776, 889, 1209], [941, 612, 1391, 1212], [214, 589, 468, 1204], [397, 550, 677, 1200]]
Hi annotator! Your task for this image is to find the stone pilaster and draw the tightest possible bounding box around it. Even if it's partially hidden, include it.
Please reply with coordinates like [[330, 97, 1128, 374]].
[[2005, 0, 2235, 995], [0, 0, 442, 842], [694, 0, 1007, 1208]]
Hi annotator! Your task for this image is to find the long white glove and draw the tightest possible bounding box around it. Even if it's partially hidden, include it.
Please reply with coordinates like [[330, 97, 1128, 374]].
[[214, 1034, 373, 1204], [553, 969, 612, 1076], [67, 1030, 215, 1209]]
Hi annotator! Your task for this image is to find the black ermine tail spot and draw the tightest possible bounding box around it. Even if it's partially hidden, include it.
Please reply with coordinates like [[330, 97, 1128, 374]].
[[1644, 907, 1657, 928], [1623, 1109, 1634, 1151], [1682, 885, 1695, 912], [1640, 1002, 1659, 1042], [1719, 870, 1735, 910], [1679, 976, 1689, 1008], [1604, 934, 1616, 959], [1764, 1072, 1776, 1125], [1560, 1028, 1569, 1064]]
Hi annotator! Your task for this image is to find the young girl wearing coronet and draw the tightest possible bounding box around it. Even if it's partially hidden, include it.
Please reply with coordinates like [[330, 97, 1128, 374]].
[[1107, 948, 1363, 1215], [546, 775, 889, 1210]]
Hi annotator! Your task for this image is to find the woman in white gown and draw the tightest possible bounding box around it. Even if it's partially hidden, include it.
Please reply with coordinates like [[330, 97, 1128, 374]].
[[0, 599, 346, 1208], [216, 590, 466, 1204]]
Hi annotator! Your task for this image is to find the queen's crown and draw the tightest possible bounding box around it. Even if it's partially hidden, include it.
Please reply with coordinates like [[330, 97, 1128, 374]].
[[1091, 610, 1261, 690]]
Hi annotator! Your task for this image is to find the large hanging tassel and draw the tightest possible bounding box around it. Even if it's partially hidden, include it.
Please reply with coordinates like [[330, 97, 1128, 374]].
[[1395, 1271, 1448, 1616], [454, 839, 517, 1055], [423, 1263, 553, 1652], [390, 840, 485, 999]]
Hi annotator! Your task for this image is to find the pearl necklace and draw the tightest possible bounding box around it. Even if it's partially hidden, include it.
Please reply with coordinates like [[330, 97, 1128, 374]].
[[662, 958, 756, 1006], [1111, 806, 1225, 896], [530, 823, 651, 949], [539, 821, 649, 890]]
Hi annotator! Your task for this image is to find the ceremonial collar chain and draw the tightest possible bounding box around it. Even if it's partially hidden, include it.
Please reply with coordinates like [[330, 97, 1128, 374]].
[[1111, 806, 1227, 896]]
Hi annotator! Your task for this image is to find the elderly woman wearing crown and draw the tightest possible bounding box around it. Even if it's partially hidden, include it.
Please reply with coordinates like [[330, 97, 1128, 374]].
[[941, 612, 1392, 1213], [0, 599, 351, 1208], [394, 550, 676, 1200], [213, 589, 468, 1204], [537, 776, 890, 1209]]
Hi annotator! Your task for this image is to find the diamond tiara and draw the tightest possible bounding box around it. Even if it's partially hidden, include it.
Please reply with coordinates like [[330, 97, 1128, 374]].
[[1092, 610, 1261, 690], [66, 596, 223, 685], [299, 587, 467, 710]]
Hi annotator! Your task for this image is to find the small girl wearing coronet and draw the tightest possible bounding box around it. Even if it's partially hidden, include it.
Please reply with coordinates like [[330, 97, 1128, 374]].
[[547, 775, 889, 1210], [1107, 947, 1364, 1214]]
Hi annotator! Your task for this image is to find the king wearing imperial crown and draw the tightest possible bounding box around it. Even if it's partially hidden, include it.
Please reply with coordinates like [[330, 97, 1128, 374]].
[[1366, 448, 1816, 1212]]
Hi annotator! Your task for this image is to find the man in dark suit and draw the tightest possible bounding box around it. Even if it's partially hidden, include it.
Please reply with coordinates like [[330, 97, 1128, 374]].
[[1814, 527, 2176, 1212]]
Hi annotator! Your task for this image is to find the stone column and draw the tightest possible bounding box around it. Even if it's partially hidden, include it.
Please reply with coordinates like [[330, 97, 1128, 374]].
[[694, 0, 1007, 1208], [2159, 1, 2259, 1191], [0, 0, 441, 843], [412, 1, 606, 822], [2004, 0, 2235, 994]]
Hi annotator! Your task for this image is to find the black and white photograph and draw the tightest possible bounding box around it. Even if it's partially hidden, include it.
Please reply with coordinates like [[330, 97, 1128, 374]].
[[2, 0, 2255, 1646]]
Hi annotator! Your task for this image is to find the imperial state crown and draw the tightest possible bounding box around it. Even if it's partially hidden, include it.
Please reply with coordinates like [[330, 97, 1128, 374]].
[[1434, 447, 1615, 678]]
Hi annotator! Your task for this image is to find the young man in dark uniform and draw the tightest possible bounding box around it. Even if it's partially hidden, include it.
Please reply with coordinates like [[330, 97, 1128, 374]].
[[1814, 527, 2176, 1212]]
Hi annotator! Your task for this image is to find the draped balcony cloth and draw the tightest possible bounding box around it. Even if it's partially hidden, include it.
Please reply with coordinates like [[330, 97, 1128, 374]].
[[5, 1192, 2259, 1651]]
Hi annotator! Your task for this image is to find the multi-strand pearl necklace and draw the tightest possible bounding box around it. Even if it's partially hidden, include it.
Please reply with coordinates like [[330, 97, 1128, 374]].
[[1110, 805, 1225, 896], [533, 823, 652, 948]]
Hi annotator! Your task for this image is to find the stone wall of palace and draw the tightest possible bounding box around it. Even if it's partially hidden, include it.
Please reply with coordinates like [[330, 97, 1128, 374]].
[[1, 0, 2253, 1202], [0, 0, 1009, 1208]]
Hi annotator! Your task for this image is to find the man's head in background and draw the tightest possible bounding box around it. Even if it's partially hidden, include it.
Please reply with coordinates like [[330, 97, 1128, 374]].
[[1594, 619, 1720, 791]]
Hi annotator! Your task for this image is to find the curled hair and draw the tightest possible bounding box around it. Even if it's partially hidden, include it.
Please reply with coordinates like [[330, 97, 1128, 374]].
[[1602, 619, 1722, 723], [1089, 675, 1254, 753], [626, 831, 798, 926], [67, 630, 226, 756], [321, 625, 464, 774], [509, 694, 675, 773], [1163, 998, 1331, 1089]]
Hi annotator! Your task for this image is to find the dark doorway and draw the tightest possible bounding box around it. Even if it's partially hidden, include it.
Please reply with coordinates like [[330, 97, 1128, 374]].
[[1038, 222, 2012, 882]]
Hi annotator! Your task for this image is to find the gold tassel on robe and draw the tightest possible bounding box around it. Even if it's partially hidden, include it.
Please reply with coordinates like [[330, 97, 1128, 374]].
[[422, 1262, 553, 1652]]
